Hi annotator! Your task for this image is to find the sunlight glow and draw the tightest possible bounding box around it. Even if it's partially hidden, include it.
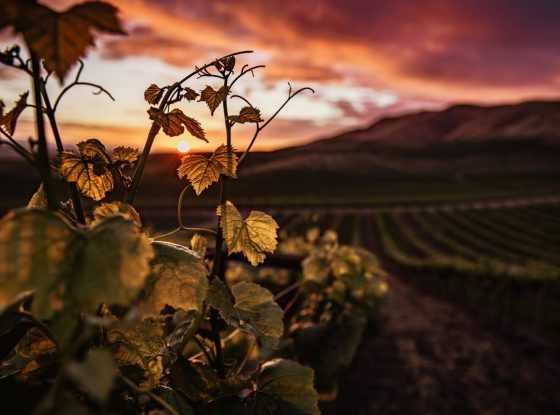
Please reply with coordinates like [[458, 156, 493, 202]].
[[176, 140, 190, 153]]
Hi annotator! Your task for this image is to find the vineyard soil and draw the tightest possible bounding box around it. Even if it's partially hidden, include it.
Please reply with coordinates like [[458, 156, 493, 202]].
[[322, 266, 560, 415]]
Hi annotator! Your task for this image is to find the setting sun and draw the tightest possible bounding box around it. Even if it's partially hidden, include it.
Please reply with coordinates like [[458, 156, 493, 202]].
[[176, 139, 190, 153]]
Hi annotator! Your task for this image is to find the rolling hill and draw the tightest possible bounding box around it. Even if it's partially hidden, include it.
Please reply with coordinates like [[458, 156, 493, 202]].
[[242, 100, 560, 178]]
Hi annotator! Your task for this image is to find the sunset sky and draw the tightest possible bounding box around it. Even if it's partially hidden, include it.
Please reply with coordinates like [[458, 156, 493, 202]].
[[1, 0, 560, 153]]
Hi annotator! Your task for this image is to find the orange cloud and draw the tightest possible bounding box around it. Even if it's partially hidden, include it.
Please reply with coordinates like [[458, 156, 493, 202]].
[[4, 0, 560, 153], [97, 0, 560, 102]]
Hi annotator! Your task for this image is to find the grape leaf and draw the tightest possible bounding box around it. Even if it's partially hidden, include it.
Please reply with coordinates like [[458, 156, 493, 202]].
[[141, 241, 208, 318], [0, 100, 4, 117], [302, 254, 330, 284], [214, 56, 235, 73], [207, 279, 235, 322], [27, 183, 47, 208], [222, 56, 235, 72], [208, 280, 283, 348], [0, 0, 125, 82], [330, 246, 363, 279], [107, 318, 167, 388], [306, 227, 320, 243], [149, 108, 207, 141], [171, 109, 206, 141], [58, 139, 113, 201], [229, 106, 263, 124], [144, 83, 163, 105], [199, 86, 227, 116], [0, 91, 28, 135], [69, 216, 154, 312], [0, 209, 75, 318], [190, 234, 208, 257], [217, 201, 278, 266], [0, 209, 154, 317], [108, 318, 165, 366], [92, 201, 141, 226], [16, 327, 56, 359], [111, 146, 139, 164], [177, 145, 238, 195], [66, 349, 115, 403], [182, 87, 199, 101], [254, 359, 320, 415]]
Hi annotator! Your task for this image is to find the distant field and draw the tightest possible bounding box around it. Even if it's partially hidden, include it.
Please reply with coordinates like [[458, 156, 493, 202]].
[[274, 203, 560, 338]]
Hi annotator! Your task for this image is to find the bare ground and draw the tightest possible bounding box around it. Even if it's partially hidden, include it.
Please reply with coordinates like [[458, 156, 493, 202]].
[[321, 265, 560, 415]]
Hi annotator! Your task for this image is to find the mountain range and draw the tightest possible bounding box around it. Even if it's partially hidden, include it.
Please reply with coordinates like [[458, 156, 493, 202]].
[[2, 99, 560, 211], [241, 100, 560, 179]]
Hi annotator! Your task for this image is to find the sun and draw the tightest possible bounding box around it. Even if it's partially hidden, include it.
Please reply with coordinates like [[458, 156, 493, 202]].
[[176, 139, 190, 153]]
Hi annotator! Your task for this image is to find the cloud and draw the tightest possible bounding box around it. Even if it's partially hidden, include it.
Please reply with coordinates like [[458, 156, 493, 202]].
[[91, 0, 560, 102], [4, 0, 560, 152]]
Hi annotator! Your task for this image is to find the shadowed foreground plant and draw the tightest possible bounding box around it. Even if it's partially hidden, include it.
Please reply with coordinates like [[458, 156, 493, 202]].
[[0, 1, 333, 414]]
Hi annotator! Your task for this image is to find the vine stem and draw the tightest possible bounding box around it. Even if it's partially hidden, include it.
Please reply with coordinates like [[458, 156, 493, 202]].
[[194, 335, 216, 365], [118, 374, 179, 415], [237, 86, 314, 167], [153, 226, 216, 241], [125, 50, 254, 204], [125, 121, 161, 203], [235, 336, 256, 376], [274, 281, 302, 301], [205, 72, 236, 379], [177, 184, 191, 228], [30, 51, 55, 209], [39, 81, 86, 224]]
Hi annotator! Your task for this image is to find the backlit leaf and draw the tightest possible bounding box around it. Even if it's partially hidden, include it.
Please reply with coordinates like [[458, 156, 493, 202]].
[[302, 254, 330, 284], [27, 183, 47, 208], [254, 359, 319, 415], [144, 83, 163, 105], [58, 139, 113, 201], [66, 349, 115, 403], [232, 282, 284, 347], [190, 234, 208, 257], [16, 327, 56, 359], [0, 209, 75, 317], [172, 109, 206, 141], [111, 146, 139, 164], [306, 228, 320, 243], [69, 216, 154, 312], [1, 0, 125, 81], [214, 56, 235, 73], [208, 280, 283, 348], [217, 201, 278, 266], [92, 201, 141, 226], [141, 242, 208, 318], [177, 145, 238, 195], [199, 86, 227, 116], [182, 87, 199, 101], [107, 318, 166, 388], [0, 91, 28, 135], [149, 108, 207, 141], [229, 106, 263, 124], [0, 209, 154, 317], [207, 279, 235, 323], [222, 56, 235, 72]]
